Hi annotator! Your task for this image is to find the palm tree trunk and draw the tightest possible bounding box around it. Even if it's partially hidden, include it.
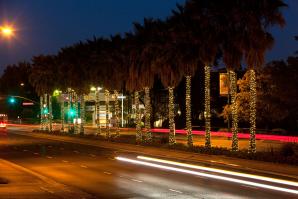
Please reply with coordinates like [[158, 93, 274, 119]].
[[79, 95, 85, 135], [49, 95, 52, 132], [114, 90, 120, 137], [95, 89, 101, 135], [185, 75, 193, 147], [74, 93, 79, 134], [61, 100, 64, 132], [168, 87, 176, 145], [105, 89, 110, 138], [44, 94, 49, 131], [144, 87, 152, 143], [229, 70, 239, 151], [204, 65, 211, 148], [249, 69, 257, 153], [67, 88, 72, 133], [135, 91, 142, 143], [40, 95, 44, 130]]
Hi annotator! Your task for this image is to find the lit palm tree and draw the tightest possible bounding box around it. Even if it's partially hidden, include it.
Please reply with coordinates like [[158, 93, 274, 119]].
[[133, 19, 160, 144], [240, 0, 286, 153], [125, 31, 144, 143], [30, 55, 58, 132]]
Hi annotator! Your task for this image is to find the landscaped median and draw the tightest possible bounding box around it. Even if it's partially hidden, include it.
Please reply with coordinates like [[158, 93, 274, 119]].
[[11, 129, 298, 181]]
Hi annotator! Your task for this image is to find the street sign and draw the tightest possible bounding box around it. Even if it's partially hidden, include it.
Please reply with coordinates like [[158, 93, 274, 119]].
[[22, 102, 34, 106]]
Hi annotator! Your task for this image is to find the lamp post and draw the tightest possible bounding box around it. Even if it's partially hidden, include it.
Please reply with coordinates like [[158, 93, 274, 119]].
[[117, 94, 126, 127]]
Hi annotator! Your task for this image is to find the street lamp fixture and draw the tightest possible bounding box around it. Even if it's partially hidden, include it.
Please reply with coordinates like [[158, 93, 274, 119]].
[[90, 86, 102, 92], [0, 25, 15, 38]]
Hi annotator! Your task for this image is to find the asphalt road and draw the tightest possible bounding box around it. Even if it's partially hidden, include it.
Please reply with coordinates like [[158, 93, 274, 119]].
[[0, 128, 297, 199]]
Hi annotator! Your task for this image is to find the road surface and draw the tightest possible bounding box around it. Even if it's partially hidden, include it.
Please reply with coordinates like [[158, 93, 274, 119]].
[[0, 127, 297, 198]]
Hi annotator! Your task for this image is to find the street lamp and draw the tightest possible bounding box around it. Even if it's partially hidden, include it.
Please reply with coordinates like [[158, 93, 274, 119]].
[[117, 94, 126, 127], [0, 25, 15, 38]]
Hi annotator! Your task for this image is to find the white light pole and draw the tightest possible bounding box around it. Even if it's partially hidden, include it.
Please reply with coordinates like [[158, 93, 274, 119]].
[[118, 94, 126, 127]]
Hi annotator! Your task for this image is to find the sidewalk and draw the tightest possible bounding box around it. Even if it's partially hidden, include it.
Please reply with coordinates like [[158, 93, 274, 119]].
[[0, 158, 93, 199], [12, 130, 298, 181]]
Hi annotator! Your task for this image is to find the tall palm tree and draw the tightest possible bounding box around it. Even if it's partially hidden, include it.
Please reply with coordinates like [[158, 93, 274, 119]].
[[126, 19, 161, 144], [174, 2, 221, 148], [222, 31, 244, 152], [167, 7, 203, 148], [240, 0, 286, 153], [30, 55, 58, 132], [125, 32, 144, 143], [57, 42, 92, 134], [133, 19, 161, 144]]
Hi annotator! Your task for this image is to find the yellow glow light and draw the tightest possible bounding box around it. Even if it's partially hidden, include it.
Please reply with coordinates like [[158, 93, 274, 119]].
[[1, 26, 14, 37]]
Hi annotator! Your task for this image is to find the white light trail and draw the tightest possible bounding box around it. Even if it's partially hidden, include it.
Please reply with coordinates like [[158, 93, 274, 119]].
[[137, 156, 298, 187], [116, 157, 298, 195]]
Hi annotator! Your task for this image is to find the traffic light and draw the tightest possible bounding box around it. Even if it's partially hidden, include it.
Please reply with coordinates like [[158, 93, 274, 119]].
[[43, 108, 49, 114], [8, 97, 16, 104], [68, 108, 75, 117]]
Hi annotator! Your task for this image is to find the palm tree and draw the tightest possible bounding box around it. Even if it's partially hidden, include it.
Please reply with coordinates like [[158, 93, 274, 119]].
[[125, 32, 144, 143], [221, 26, 244, 152], [167, 6, 203, 148], [30, 55, 58, 132], [240, 0, 286, 153], [133, 19, 161, 144], [173, 2, 221, 148], [154, 19, 184, 145], [57, 41, 92, 134]]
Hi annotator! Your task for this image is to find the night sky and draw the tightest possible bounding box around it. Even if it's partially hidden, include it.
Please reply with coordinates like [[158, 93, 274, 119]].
[[0, 0, 297, 73]]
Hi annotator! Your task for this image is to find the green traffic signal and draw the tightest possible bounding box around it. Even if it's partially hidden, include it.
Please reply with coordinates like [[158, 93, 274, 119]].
[[9, 97, 16, 104], [68, 109, 75, 117], [43, 108, 49, 114]]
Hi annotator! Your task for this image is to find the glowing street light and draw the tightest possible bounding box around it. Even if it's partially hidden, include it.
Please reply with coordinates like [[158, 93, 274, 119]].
[[0, 25, 15, 38]]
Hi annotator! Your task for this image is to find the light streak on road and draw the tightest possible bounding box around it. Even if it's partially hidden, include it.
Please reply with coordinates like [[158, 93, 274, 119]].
[[116, 156, 298, 195], [137, 156, 298, 187]]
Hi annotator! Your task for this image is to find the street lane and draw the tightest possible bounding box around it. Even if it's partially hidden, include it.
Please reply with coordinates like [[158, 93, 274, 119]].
[[0, 129, 297, 198]]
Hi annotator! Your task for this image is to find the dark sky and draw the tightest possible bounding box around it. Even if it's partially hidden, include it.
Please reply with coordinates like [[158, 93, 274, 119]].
[[0, 0, 297, 73]]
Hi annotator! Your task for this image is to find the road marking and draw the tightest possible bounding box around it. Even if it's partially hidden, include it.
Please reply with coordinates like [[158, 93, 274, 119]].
[[73, 150, 79, 153], [131, 179, 143, 183], [34, 152, 39, 155], [40, 186, 54, 194], [103, 172, 112, 175], [169, 189, 183, 194], [242, 185, 259, 190], [62, 160, 68, 163], [80, 165, 88, 168], [227, 163, 239, 167], [47, 145, 52, 148], [47, 156, 53, 159], [23, 149, 28, 152]]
